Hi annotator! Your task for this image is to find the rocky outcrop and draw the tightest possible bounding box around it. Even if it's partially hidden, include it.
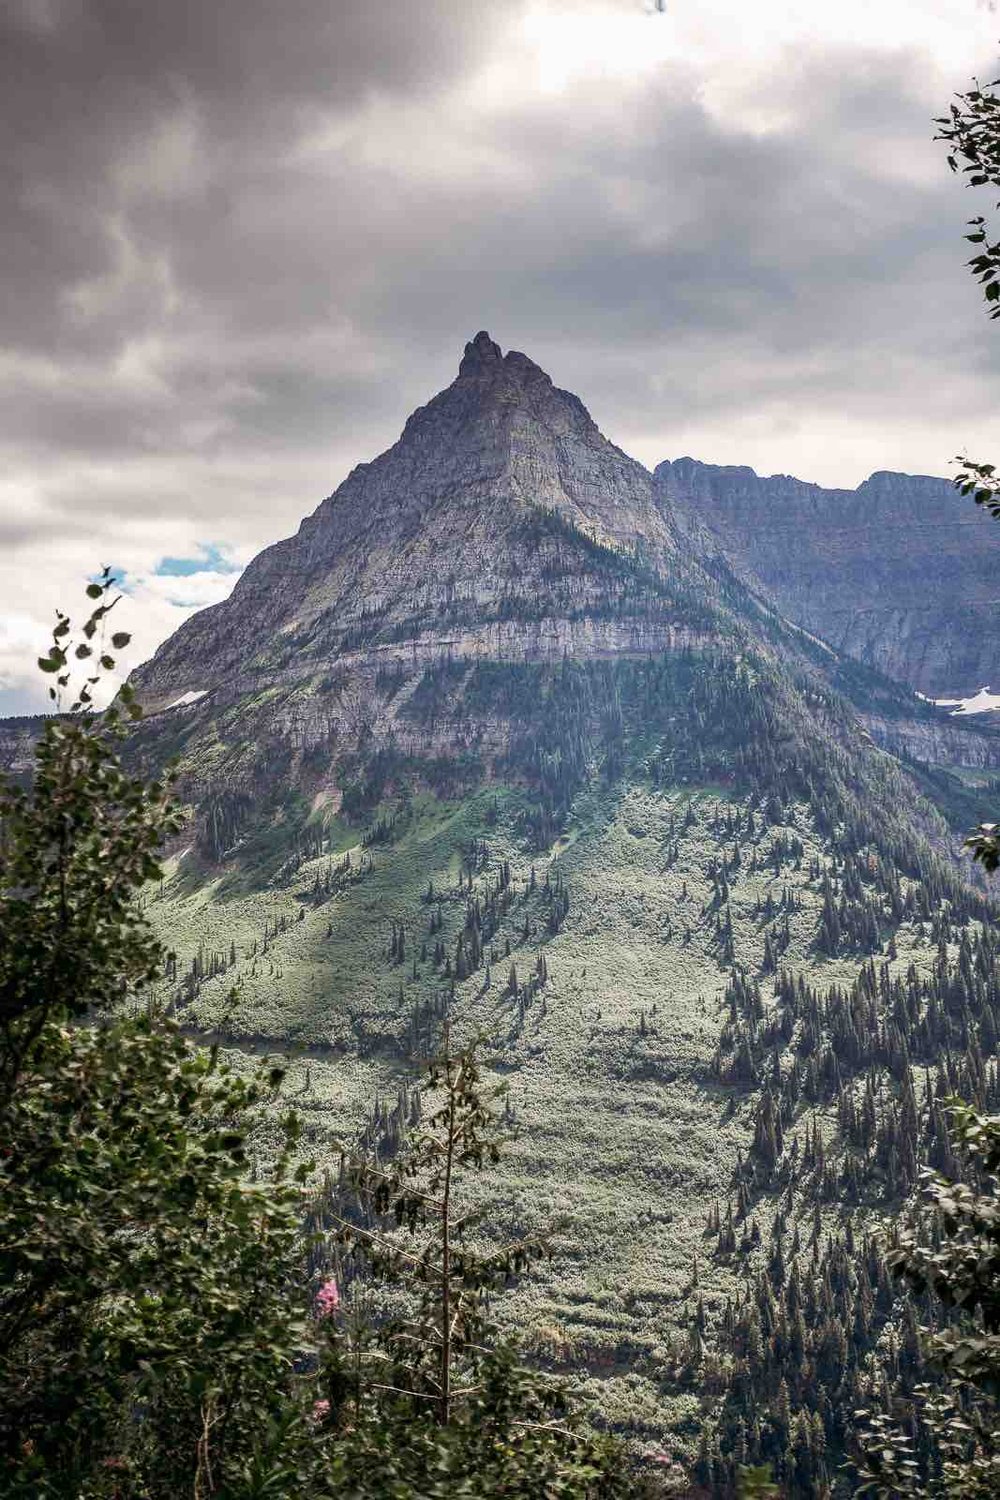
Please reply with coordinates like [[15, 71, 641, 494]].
[[655, 459, 1000, 697], [0, 716, 45, 778], [117, 334, 1000, 813], [861, 710, 1000, 771]]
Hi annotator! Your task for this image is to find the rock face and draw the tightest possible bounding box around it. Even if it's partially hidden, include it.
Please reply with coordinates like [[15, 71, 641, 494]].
[[135, 346, 1000, 718], [132, 332, 696, 714], [0, 716, 46, 780], [862, 709, 1000, 770], [654, 458, 1000, 697]]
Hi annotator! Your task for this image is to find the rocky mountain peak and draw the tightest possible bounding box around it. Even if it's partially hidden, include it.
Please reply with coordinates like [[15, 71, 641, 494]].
[[458, 329, 503, 374], [128, 336, 691, 712], [457, 329, 552, 390]]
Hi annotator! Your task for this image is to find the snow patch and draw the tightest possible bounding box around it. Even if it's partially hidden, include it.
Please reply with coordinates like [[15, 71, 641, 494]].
[[165, 689, 207, 710], [933, 686, 1000, 716], [794, 623, 836, 656]]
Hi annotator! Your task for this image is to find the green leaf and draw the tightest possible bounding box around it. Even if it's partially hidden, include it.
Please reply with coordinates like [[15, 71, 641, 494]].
[[85, 582, 103, 599], [111, 632, 131, 650]]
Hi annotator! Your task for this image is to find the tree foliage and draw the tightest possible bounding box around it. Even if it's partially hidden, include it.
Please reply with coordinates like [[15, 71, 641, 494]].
[[0, 571, 179, 1095], [0, 582, 311, 1496], [851, 1106, 1000, 1498], [0, 581, 637, 1496], [937, 76, 1000, 320], [888, 1101, 1000, 1392], [295, 1035, 640, 1497], [0, 1015, 309, 1498], [932, 72, 1000, 868], [326, 1038, 551, 1426]]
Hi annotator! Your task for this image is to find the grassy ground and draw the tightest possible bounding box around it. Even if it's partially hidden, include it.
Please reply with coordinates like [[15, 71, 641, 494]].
[[144, 773, 952, 1476]]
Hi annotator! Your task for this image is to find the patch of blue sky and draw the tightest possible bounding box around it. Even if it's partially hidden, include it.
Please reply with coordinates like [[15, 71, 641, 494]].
[[155, 544, 241, 577], [89, 565, 132, 594]]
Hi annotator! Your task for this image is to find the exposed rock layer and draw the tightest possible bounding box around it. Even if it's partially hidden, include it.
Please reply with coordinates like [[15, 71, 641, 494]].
[[5, 336, 993, 818]]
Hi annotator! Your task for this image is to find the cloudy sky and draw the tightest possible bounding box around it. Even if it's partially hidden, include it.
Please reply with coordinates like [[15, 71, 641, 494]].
[[3, 0, 1000, 713]]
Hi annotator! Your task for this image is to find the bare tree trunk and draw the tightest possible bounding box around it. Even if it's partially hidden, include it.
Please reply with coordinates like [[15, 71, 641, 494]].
[[439, 1062, 457, 1426]]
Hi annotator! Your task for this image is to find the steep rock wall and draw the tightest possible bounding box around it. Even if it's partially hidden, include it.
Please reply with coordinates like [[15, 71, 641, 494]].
[[655, 459, 1000, 696]]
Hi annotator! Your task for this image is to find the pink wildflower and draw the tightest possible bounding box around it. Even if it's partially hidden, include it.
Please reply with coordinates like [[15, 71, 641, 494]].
[[311, 1398, 331, 1423], [315, 1278, 340, 1318]]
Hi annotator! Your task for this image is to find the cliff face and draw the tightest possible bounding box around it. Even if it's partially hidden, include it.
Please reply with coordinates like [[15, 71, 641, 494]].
[[98, 335, 1000, 828], [862, 710, 1000, 771], [655, 458, 1000, 697]]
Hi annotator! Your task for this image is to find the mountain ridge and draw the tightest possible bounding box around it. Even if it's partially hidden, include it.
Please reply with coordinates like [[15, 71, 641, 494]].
[[113, 334, 1000, 852], [655, 455, 1000, 696], [110, 332, 993, 908], [132, 334, 1000, 722]]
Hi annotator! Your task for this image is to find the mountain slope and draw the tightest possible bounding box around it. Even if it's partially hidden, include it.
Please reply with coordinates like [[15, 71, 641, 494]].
[[119, 332, 998, 1090]]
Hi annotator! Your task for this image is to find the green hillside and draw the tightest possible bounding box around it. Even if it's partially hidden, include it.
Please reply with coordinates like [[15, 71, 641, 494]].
[[135, 645, 1000, 1491]]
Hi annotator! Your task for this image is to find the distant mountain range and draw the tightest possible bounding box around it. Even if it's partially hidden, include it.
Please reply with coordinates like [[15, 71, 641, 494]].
[[655, 456, 1000, 698]]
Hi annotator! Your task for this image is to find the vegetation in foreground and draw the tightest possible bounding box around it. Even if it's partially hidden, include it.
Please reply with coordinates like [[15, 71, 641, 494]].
[[0, 583, 642, 1499], [4, 542, 1000, 1500], [5, 591, 1000, 1498]]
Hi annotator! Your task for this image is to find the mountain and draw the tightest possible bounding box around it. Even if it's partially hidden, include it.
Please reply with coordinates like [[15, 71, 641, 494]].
[[126, 332, 1000, 850], [132, 331, 700, 716], [655, 456, 1000, 698], [19, 335, 1000, 1489]]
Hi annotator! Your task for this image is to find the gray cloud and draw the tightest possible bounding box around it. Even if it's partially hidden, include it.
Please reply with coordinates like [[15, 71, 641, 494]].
[[2, 1, 1000, 711]]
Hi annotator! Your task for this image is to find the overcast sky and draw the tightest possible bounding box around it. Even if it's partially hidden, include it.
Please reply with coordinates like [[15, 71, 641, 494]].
[[3, 0, 1000, 713]]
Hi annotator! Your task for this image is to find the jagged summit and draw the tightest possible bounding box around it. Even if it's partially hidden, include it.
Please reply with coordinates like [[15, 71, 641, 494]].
[[459, 329, 504, 374], [399, 330, 573, 449], [458, 330, 553, 389]]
